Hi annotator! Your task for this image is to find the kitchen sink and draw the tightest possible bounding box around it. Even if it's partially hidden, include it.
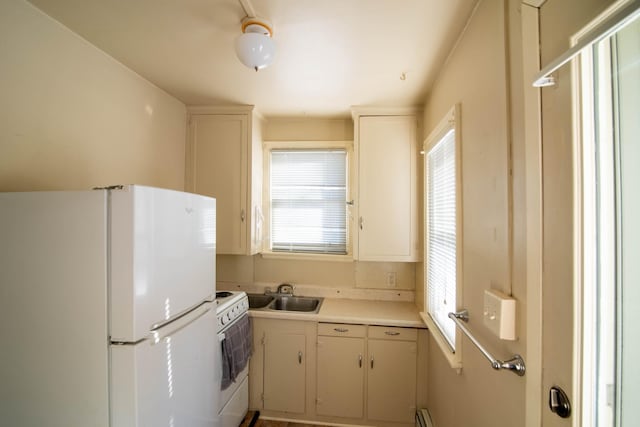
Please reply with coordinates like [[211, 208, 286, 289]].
[[247, 294, 323, 314], [270, 296, 322, 312], [247, 294, 274, 309]]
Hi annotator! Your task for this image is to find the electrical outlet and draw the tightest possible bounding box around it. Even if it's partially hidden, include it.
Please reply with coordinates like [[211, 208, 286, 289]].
[[483, 289, 516, 340], [385, 272, 397, 287]]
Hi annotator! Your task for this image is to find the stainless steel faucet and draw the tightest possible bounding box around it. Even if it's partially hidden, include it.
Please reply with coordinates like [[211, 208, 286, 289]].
[[276, 283, 294, 296]]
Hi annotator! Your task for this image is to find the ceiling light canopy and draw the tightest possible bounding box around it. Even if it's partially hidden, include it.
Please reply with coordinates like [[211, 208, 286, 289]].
[[235, 18, 276, 72]]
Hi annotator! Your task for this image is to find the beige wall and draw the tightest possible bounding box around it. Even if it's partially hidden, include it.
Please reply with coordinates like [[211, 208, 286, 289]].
[[419, 0, 620, 426], [218, 117, 419, 291], [421, 1, 526, 426], [0, 0, 186, 192]]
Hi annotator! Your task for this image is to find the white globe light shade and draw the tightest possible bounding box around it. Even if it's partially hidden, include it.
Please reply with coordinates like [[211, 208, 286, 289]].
[[235, 32, 276, 71]]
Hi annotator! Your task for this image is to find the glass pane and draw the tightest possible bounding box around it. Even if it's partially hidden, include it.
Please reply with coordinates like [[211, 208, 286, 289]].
[[270, 149, 347, 254], [611, 16, 640, 427], [426, 130, 457, 349], [585, 12, 640, 427]]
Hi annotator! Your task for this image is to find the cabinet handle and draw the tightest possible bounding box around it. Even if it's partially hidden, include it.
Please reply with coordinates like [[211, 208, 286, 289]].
[[385, 331, 401, 336], [370, 355, 374, 369], [240, 209, 245, 222], [334, 327, 349, 333], [298, 351, 303, 364], [358, 354, 362, 368], [359, 216, 364, 230]]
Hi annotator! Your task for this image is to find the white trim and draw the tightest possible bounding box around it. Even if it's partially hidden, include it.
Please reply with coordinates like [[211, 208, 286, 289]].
[[522, 4, 543, 427], [422, 104, 463, 369], [350, 106, 422, 121], [521, 0, 547, 7], [419, 312, 462, 370], [261, 140, 354, 258], [532, 0, 640, 87], [260, 251, 354, 263], [187, 105, 255, 115]]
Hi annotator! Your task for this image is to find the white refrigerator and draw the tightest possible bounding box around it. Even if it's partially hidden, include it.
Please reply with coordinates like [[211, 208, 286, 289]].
[[0, 185, 221, 427]]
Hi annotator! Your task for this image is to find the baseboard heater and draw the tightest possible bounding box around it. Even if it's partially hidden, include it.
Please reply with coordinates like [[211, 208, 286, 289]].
[[416, 408, 434, 427]]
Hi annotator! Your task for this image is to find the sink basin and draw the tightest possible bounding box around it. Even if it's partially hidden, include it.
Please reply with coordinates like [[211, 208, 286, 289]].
[[247, 294, 323, 314], [269, 296, 322, 313], [247, 293, 274, 309]]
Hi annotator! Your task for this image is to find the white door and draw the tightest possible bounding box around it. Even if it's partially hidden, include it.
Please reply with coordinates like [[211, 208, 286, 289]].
[[110, 302, 220, 427], [577, 11, 640, 426], [110, 185, 216, 342]]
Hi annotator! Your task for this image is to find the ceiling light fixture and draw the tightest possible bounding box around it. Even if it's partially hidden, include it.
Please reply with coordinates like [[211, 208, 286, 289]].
[[235, 17, 276, 72]]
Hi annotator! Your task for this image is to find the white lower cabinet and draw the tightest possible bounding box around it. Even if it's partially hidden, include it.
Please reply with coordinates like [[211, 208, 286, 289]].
[[250, 319, 421, 426], [316, 324, 366, 418], [249, 318, 315, 415], [367, 326, 418, 423], [264, 331, 306, 413], [317, 323, 418, 425]]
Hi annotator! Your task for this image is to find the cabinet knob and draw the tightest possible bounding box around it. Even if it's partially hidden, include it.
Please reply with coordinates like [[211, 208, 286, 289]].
[[358, 354, 362, 368], [240, 209, 246, 222], [370, 355, 374, 369], [298, 351, 303, 364], [359, 216, 364, 230]]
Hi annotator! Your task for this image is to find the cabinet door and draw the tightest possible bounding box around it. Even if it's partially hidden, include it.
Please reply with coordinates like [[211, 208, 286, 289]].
[[188, 114, 248, 254], [317, 336, 365, 418], [367, 339, 417, 423], [263, 332, 306, 414], [358, 116, 418, 261]]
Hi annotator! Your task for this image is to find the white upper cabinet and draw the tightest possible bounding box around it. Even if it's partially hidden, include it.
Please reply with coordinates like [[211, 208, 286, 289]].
[[185, 106, 264, 255], [352, 109, 420, 261]]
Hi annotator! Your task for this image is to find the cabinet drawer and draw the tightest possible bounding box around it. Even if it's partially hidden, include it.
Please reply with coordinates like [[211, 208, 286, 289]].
[[318, 323, 366, 338], [368, 326, 417, 341]]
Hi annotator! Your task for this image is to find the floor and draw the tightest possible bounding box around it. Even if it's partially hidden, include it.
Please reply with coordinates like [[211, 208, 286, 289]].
[[239, 411, 325, 427]]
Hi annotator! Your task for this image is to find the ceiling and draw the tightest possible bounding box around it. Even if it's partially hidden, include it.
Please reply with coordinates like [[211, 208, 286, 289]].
[[27, 0, 478, 117]]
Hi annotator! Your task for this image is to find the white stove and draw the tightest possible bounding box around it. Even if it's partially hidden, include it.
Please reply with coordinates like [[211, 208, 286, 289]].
[[214, 290, 250, 427], [215, 290, 249, 332]]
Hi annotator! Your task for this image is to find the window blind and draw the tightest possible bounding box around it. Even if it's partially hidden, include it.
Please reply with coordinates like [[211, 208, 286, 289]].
[[270, 149, 347, 254], [426, 129, 457, 349]]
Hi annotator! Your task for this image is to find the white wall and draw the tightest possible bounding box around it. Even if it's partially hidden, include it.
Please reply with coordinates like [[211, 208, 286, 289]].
[[0, 0, 187, 192], [421, 1, 525, 425]]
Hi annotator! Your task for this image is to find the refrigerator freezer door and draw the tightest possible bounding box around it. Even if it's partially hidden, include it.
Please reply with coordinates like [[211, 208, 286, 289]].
[[110, 185, 216, 342], [111, 302, 221, 427]]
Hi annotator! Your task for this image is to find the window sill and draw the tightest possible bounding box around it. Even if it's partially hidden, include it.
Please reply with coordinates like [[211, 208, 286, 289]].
[[420, 311, 462, 371], [260, 251, 354, 263]]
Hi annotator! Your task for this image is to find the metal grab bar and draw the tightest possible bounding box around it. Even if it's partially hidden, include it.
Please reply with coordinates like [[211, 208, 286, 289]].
[[448, 310, 526, 377]]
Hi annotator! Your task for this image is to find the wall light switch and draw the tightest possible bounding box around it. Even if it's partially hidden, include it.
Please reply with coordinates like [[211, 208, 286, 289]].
[[483, 289, 516, 340]]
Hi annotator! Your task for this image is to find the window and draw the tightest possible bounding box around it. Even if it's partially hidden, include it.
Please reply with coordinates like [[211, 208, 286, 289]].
[[264, 143, 350, 256], [422, 105, 462, 367]]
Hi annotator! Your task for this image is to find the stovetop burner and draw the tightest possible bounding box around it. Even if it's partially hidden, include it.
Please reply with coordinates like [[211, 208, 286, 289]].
[[216, 291, 233, 298]]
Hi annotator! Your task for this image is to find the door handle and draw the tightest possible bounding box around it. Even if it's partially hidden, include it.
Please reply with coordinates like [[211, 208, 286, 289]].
[[298, 351, 303, 364], [359, 216, 364, 230], [370, 355, 374, 369], [358, 354, 362, 368], [549, 386, 571, 418], [240, 209, 246, 222]]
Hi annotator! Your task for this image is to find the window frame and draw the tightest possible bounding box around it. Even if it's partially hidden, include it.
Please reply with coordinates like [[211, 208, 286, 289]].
[[420, 105, 463, 369], [261, 140, 354, 261]]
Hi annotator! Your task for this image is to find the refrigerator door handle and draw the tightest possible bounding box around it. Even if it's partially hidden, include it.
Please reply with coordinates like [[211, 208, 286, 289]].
[[150, 302, 213, 345], [150, 299, 212, 332]]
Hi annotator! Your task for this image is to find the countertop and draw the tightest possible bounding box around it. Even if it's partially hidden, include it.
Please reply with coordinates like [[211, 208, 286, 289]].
[[248, 297, 427, 328]]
